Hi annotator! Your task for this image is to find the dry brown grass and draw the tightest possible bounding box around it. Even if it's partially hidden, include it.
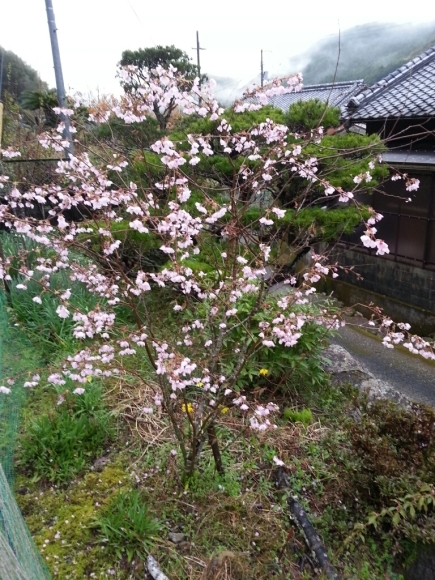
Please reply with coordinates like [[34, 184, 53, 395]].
[[81, 366, 346, 579]]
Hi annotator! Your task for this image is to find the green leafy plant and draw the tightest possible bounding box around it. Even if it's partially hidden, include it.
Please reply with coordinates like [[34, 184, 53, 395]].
[[184, 460, 242, 499], [93, 489, 161, 562], [283, 407, 314, 426], [365, 484, 435, 529], [18, 383, 114, 483], [186, 287, 331, 394]]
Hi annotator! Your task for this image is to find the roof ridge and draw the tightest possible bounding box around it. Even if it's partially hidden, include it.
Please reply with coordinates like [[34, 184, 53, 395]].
[[348, 46, 435, 110], [300, 79, 364, 91]]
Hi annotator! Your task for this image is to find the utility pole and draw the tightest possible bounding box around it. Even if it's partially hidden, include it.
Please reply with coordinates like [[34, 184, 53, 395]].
[[193, 31, 205, 104], [261, 49, 264, 88], [0, 49, 4, 149], [44, 0, 73, 156], [260, 50, 269, 88], [194, 31, 205, 85]]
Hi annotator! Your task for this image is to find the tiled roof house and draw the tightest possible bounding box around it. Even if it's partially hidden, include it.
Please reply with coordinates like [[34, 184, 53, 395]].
[[345, 47, 435, 125], [335, 47, 435, 332]]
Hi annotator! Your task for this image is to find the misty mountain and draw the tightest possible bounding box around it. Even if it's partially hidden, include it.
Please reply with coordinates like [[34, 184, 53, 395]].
[[288, 21, 435, 86]]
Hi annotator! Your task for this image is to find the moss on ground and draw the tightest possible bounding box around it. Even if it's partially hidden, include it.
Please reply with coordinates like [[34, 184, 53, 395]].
[[16, 464, 133, 579]]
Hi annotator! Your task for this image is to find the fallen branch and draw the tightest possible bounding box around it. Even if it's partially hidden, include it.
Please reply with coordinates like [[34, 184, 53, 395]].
[[276, 468, 339, 579], [147, 555, 170, 580], [288, 496, 339, 580]]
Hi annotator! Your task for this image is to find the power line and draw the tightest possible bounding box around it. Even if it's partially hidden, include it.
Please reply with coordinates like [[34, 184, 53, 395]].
[[126, 0, 157, 47]]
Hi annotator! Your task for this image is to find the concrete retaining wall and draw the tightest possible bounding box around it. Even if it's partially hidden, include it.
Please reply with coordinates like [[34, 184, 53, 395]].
[[325, 247, 435, 335]]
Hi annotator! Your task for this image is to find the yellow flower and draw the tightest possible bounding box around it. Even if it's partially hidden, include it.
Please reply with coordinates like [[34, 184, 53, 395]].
[[181, 403, 194, 413], [197, 382, 204, 387], [259, 368, 269, 376], [220, 407, 229, 414]]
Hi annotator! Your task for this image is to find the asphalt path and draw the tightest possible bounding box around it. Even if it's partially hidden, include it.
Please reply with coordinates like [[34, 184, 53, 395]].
[[268, 283, 435, 405], [334, 320, 435, 406]]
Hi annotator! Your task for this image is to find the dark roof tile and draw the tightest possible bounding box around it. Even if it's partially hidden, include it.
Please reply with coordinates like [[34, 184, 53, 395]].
[[262, 80, 366, 113], [345, 47, 435, 120]]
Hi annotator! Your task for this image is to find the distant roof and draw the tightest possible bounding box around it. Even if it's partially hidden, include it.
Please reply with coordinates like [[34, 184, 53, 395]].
[[346, 47, 435, 121], [381, 149, 435, 166], [266, 80, 366, 112]]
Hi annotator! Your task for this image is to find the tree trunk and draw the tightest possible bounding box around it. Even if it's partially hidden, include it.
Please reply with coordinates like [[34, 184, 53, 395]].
[[153, 101, 167, 132], [208, 423, 225, 476]]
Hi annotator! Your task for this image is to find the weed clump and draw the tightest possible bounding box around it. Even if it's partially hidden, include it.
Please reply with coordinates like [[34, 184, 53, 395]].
[[18, 382, 114, 483], [93, 488, 161, 562]]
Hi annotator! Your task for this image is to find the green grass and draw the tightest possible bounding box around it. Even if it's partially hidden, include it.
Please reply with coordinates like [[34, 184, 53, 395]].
[[17, 382, 114, 484], [92, 489, 161, 562], [283, 407, 314, 426]]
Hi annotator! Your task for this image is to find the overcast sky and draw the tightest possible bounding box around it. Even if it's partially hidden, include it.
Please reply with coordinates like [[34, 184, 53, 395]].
[[0, 0, 433, 100]]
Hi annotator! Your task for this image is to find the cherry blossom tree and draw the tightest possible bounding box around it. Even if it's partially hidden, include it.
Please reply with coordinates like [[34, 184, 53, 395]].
[[0, 65, 433, 478]]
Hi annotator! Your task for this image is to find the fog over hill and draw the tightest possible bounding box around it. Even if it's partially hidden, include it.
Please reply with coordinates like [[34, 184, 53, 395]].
[[293, 20, 435, 86], [211, 20, 435, 105]]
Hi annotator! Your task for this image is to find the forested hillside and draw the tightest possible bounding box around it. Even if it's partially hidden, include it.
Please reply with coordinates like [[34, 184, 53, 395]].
[[0, 47, 47, 102], [288, 20, 435, 86]]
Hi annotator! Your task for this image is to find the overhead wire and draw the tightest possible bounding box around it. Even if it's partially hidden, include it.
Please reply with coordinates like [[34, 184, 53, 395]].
[[126, 0, 157, 47]]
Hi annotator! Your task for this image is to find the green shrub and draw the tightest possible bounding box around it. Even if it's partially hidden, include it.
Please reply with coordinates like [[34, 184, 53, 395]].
[[284, 98, 340, 132], [231, 299, 330, 390], [18, 383, 114, 483], [189, 288, 331, 392], [93, 489, 161, 562]]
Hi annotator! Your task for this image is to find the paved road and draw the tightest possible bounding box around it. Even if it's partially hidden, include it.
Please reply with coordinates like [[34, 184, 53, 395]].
[[269, 284, 435, 405], [334, 320, 435, 406]]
